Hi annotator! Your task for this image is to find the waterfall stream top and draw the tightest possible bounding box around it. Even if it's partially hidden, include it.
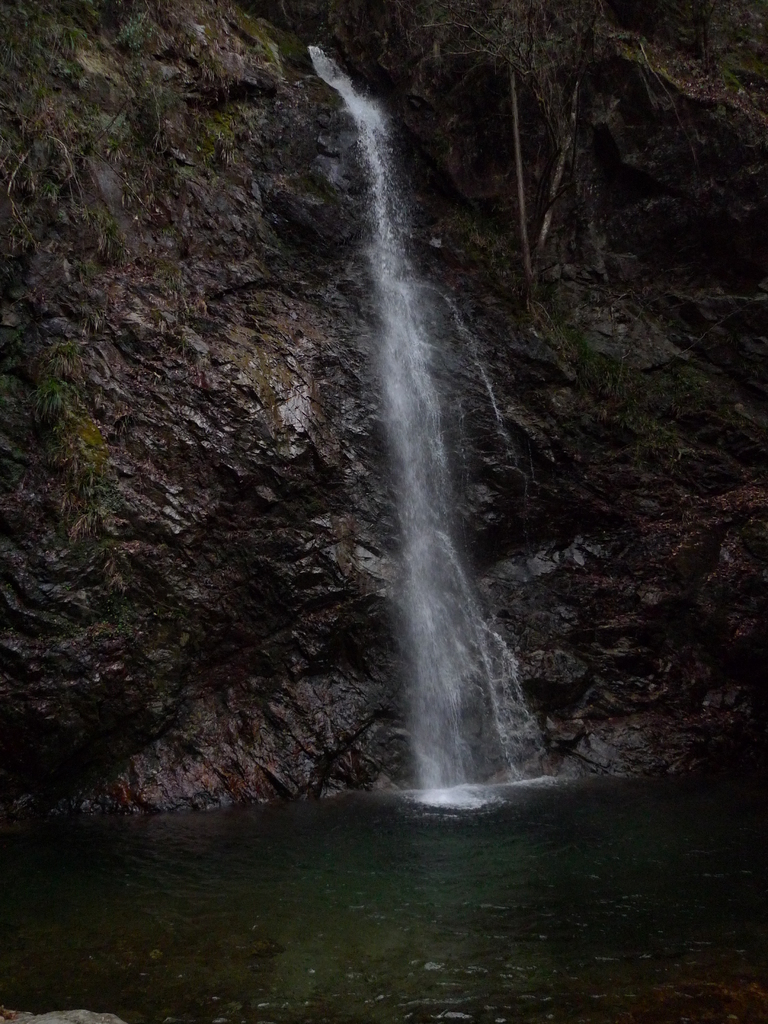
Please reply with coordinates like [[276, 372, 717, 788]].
[[308, 48, 387, 134]]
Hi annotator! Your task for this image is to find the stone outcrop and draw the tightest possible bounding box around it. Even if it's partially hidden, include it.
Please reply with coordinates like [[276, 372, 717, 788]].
[[305, 0, 768, 775], [11, 1012, 127, 1024], [0, 2, 408, 815], [1, 0, 767, 816]]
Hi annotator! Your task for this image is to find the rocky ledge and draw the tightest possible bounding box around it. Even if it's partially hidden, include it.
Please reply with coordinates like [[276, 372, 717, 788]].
[[4, 1011, 126, 1024]]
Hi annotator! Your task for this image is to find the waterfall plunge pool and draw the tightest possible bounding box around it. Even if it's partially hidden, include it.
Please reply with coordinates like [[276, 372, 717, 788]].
[[2, 777, 768, 1024]]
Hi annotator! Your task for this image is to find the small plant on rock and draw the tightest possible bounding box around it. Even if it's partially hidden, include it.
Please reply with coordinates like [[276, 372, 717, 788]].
[[33, 377, 72, 425], [47, 339, 83, 381], [215, 130, 236, 166], [84, 206, 126, 265], [116, 13, 151, 53]]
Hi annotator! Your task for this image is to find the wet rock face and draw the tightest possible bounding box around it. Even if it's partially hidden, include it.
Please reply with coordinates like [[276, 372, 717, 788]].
[[313, 0, 768, 774], [0, 7, 411, 816], [483, 522, 768, 775], [439, 288, 768, 778]]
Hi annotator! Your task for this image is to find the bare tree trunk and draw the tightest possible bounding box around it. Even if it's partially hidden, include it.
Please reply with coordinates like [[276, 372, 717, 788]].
[[536, 79, 580, 255], [510, 66, 533, 302], [693, 0, 718, 70]]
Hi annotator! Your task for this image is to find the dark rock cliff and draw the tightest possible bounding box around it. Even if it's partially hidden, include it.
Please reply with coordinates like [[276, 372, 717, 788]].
[[1, 0, 410, 814], [325, 0, 768, 775], [1, 0, 767, 816]]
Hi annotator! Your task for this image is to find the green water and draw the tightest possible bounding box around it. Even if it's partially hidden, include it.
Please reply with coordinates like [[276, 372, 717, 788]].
[[1, 778, 767, 1024]]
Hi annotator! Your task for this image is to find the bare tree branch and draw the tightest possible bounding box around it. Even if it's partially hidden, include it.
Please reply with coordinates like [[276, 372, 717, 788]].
[[398, 0, 605, 293]]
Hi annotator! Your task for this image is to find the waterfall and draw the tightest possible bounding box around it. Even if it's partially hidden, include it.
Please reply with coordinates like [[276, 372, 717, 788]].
[[310, 48, 540, 790]]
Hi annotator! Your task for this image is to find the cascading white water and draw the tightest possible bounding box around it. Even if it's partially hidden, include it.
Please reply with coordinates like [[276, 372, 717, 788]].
[[310, 48, 540, 790]]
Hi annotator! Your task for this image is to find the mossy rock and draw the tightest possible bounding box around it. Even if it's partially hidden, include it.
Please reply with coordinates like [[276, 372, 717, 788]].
[[295, 170, 341, 205], [75, 415, 108, 469], [0, 457, 26, 491], [261, 21, 311, 69], [741, 519, 768, 561], [248, 937, 285, 958], [232, 10, 283, 69]]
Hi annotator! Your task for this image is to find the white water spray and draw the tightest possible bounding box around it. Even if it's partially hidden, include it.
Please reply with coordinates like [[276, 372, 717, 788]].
[[310, 48, 540, 789]]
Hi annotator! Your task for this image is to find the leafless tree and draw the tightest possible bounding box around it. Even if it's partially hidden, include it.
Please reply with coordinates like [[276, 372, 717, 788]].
[[690, 0, 719, 69], [400, 0, 604, 301]]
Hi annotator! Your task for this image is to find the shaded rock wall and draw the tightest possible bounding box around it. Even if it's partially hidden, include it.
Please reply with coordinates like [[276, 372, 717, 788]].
[[318, 0, 768, 774], [1, 1, 410, 815]]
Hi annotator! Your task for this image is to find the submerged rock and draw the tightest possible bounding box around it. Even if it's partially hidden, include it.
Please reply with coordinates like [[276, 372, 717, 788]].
[[13, 1014, 127, 1024]]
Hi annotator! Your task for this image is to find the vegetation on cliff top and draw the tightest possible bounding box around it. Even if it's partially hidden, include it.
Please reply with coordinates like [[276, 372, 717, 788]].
[[392, 0, 768, 300], [0, 0, 301, 538]]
